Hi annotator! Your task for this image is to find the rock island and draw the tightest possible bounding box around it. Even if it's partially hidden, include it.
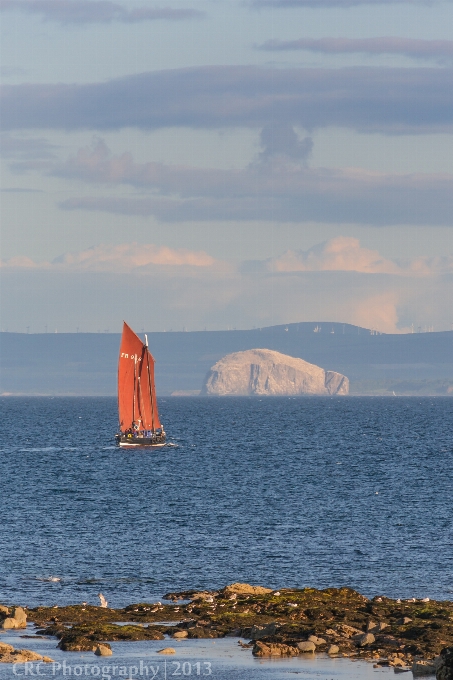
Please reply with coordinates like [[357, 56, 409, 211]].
[[201, 349, 349, 396]]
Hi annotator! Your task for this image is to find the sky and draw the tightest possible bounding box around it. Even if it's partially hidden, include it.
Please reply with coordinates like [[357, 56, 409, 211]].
[[1, 0, 453, 334]]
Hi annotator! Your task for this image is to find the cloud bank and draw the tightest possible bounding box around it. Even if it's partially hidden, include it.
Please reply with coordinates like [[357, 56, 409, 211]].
[[3, 238, 453, 334], [4, 236, 451, 277], [257, 37, 453, 61], [0, 133, 57, 160], [1, 243, 217, 272], [250, 0, 436, 7], [255, 237, 453, 276], [2, 66, 453, 135], [47, 139, 453, 226], [0, 1, 204, 24]]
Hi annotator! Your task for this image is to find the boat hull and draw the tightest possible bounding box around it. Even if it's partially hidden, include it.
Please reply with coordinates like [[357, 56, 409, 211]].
[[115, 434, 166, 448]]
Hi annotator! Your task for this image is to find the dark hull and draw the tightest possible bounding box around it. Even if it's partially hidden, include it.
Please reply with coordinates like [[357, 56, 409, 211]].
[[115, 434, 166, 448]]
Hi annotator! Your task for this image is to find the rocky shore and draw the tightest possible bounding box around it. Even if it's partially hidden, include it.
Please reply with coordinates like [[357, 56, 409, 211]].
[[2, 584, 453, 677]]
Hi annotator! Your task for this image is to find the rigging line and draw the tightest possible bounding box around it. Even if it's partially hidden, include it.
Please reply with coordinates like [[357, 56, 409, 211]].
[[117, 347, 122, 431], [138, 345, 147, 428]]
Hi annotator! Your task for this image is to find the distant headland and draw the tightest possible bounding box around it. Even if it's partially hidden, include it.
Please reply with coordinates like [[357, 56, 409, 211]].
[[1, 322, 453, 396]]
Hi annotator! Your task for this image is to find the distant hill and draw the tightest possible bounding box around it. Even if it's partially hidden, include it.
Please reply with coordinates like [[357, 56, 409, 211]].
[[1, 322, 453, 396]]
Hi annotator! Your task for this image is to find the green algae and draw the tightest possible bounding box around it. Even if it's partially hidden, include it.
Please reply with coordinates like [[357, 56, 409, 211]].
[[27, 585, 453, 662]]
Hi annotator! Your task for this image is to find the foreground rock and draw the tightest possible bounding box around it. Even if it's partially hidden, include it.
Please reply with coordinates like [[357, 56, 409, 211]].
[[201, 349, 349, 396], [0, 642, 53, 664], [94, 644, 112, 656], [12, 583, 451, 672], [50, 623, 165, 650], [253, 641, 298, 656], [222, 583, 273, 596], [0, 606, 27, 629], [437, 647, 453, 680]]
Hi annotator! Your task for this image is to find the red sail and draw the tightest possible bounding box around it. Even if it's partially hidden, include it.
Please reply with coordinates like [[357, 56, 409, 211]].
[[117, 322, 161, 431]]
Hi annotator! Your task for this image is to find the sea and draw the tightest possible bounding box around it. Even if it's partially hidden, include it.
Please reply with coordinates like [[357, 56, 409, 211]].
[[0, 396, 452, 679]]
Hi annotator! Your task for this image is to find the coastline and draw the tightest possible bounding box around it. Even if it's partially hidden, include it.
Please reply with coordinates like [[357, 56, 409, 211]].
[[2, 583, 452, 677]]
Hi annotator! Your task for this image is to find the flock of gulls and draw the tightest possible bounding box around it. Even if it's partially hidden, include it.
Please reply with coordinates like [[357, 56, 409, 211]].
[[38, 579, 433, 608]]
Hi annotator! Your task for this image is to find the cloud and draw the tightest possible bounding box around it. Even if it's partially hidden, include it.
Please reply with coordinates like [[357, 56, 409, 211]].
[[257, 37, 453, 62], [250, 0, 436, 7], [52, 243, 217, 270], [3, 238, 453, 334], [351, 291, 400, 332], [1, 242, 218, 272], [253, 237, 453, 276], [0, 133, 57, 160], [258, 123, 313, 164], [1, 255, 41, 268], [0, 1, 204, 24], [2, 66, 453, 135], [264, 237, 401, 274], [51, 139, 453, 226], [4, 236, 452, 278], [1, 187, 44, 192]]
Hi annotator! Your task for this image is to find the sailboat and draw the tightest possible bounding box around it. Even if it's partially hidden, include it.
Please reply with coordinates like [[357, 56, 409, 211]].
[[115, 322, 166, 447]]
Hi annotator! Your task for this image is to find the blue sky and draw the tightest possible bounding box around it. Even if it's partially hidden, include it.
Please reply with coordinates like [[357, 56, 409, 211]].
[[1, 0, 453, 333]]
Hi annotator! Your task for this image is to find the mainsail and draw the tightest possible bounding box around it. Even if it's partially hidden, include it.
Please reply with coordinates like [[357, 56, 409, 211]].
[[117, 322, 161, 432]]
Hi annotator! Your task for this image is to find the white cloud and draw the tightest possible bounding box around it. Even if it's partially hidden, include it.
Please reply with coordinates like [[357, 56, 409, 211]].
[[52, 242, 217, 270], [269, 237, 399, 274], [1, 243, 218, 272], [265, 237, 453, 276]]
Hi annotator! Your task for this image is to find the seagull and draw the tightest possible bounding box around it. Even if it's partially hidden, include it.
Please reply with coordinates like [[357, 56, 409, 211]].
[[98, 593, 108, 608], [274, 591, 281, 596], [421, 598, 430, 602]]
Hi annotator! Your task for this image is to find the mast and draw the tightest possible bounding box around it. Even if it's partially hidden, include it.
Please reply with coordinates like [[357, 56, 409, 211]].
[[132, 355, 137, 425], [137, 344, 147, 430], [145, 334, 156, 432]]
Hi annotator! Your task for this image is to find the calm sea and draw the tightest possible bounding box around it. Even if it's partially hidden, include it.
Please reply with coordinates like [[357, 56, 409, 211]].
[[0, 396, 452, 608]]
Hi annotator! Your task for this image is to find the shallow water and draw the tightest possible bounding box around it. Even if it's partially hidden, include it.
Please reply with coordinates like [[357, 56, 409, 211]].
[[0, 396, 452, 610], [0, 625, 407, 680]]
